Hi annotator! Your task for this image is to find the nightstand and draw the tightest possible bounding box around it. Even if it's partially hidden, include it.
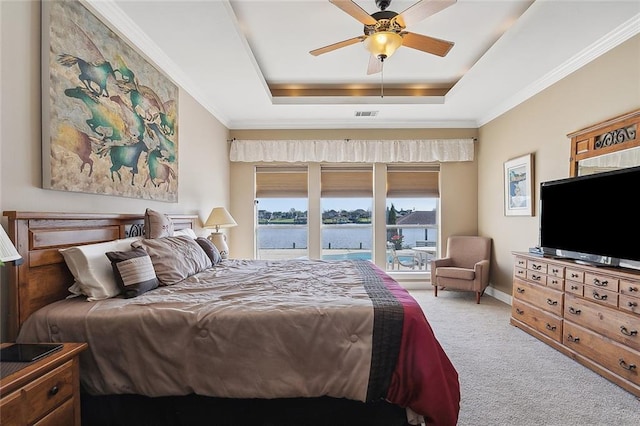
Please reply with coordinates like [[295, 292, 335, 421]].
[[0, 342, 87, 425]]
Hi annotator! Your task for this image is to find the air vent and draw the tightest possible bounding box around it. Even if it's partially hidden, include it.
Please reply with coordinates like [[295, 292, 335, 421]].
[[355, 111, 378, 117]]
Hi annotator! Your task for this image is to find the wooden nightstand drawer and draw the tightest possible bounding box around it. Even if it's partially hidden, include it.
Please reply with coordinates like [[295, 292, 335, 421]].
[[34, 397, 74, 426], [527, 270, 547, 285], [0, 391, 22, 426], [24, 361, 73, 424], [0, 343, 86, 426], [620, 280, 640, 297]]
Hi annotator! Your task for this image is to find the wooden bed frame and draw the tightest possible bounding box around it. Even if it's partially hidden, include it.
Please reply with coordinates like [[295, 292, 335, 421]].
[[2, 211, 411, 426], [2, 211, 197, 341]]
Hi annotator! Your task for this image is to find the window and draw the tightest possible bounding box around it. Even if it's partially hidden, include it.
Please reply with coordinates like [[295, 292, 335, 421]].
[[385, 166, 439, 272], [320, 167, 373, 261], [255, 167, 308, 260]]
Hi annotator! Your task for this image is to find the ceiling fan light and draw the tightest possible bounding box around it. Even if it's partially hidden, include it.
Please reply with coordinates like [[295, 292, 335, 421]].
[[364, 31, 403, 59]]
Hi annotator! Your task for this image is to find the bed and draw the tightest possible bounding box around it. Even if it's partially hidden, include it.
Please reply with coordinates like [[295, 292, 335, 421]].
[[3, 211, 460, 426]]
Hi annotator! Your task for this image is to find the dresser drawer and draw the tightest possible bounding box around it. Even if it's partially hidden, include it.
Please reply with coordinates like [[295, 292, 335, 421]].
[[547, 264, 564, 278], [526, 270, 547, 286], [620, 294, 640, 315], [564, 322, 640, 386], [565, 294, 640, 352], [584, 286, 618, 308], [514, 257, 527, 269], [620, 279, 640, 298], [584, 272, 619, 292], [514, 266, 526, 280], [565, 281, 584, 296], [512, 298, 563, 343], [527, 260, 548, 274], [24, 361, 74, 424], [566, 268, 584, 283], [513, 279, 563, 316], [547, 276, 564, 291]]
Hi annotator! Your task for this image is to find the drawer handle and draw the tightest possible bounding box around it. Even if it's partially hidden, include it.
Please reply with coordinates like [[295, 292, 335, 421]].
[[516, 287, 525, 294], [593, 278, 608, 287], [628, 301, 638, 308], [570, 285, 579, 290], [532, 274, 541, 281], [532, 264, 542, 270], [568, 307, 581, 315], [620, 326, 638, 337], [571, 273, 579, 278], [567, 334, 580, 343], [546, 299, 558, 306], [551, 268, 559, 274], [49, 385, 59, 397], [629, 286, 639, 292], [551, 279, 559, 285], [515, 308, 524, 315], [545, 323, 556, 331], [619, 359, 637, 371], [592, 291, 607, 301]]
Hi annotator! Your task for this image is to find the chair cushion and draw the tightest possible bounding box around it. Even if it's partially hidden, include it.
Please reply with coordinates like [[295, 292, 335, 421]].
[[436, 266, 475, 280]]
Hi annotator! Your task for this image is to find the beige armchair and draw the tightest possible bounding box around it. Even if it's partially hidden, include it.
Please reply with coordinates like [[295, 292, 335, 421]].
[[430, 236, 492, 304]]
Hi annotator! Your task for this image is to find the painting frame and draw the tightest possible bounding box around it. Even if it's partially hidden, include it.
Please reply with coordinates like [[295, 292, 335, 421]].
[[41, 0, 179, 202], [504, 153, 534, 216]]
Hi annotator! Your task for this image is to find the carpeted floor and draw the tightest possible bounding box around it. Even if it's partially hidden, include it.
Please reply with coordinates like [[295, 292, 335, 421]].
[[409, 290, 640, 426]]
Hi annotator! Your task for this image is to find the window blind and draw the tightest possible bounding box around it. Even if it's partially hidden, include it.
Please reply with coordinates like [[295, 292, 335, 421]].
[[386, 165, 440, 197], [321, 167, 373, 198], [255, 167, 308, 198]]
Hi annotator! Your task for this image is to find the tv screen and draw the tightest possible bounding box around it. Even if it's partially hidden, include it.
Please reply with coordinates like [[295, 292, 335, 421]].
[[540, 165, 640, 268]]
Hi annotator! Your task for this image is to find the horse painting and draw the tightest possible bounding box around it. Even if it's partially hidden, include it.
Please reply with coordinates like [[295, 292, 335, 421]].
[[58, 53, 115, 98], [144, 148, 176, 189], [99, 140, 149, 186]]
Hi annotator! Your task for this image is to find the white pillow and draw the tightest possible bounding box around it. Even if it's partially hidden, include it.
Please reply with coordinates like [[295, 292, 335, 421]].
[[174, 228, 197, 239], [59, 237, 142, 301]]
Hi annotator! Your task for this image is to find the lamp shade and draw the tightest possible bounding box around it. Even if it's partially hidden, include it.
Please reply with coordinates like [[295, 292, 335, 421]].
[[0, 226, 21, 264], [364, 31, 403, 59], [203, 207, 237, 232]]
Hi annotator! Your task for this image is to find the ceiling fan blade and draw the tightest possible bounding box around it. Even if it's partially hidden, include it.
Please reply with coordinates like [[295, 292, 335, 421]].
[[401, 31, 454, 57], [367, 55, 382, 75], [309, 35, 367, 56], [329, 0, 377, 25], [395, 0, 456, 28]]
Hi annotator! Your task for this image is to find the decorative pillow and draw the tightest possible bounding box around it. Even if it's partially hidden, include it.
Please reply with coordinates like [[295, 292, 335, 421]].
[[144, 208, 174, 239], [174, 228, 197, 239], [59, 237, 142, 300], [195, 237, 222, 266], [132, 236, 211, 285], [105, 247, 159, 298]]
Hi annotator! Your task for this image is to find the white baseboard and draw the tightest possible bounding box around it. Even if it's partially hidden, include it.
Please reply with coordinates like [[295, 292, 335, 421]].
[[484, 286, 512, 305]]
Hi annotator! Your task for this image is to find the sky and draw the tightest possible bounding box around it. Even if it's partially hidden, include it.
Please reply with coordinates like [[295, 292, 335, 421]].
[[257, 197, 437, 213]]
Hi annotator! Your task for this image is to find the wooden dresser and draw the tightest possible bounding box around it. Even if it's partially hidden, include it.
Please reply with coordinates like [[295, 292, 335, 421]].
[[0, 343, 87, 425], [511, 252, 640, 397]]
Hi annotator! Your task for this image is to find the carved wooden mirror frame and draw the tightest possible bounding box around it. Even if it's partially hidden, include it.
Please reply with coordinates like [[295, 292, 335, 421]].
[[567, 109, 640, 177]]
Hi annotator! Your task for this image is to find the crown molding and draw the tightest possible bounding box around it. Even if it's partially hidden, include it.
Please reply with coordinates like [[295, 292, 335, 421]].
[[478, 13, 640, 127]]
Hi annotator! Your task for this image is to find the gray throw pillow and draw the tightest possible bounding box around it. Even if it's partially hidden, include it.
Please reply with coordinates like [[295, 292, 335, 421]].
[[105, 247, 159, 298]]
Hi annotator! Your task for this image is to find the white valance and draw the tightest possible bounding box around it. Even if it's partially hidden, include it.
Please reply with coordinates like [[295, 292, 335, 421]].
[[229, 139, 475, 163]]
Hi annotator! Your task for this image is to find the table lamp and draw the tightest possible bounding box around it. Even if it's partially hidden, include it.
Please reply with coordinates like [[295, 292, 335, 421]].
[[203, 207, 237, 259], [1, 226, 22, 266]]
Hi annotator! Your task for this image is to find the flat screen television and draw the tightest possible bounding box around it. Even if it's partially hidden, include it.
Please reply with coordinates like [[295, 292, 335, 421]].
[[539, 165, 640, 270]]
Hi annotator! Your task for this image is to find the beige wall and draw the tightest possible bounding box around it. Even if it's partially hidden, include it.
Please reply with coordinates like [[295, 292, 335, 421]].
[[228, 128, 479, 263], [0, 0, 230, 341], [478, 34, 640, 296]]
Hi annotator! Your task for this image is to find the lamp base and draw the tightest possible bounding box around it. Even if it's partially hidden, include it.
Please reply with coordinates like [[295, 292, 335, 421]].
[[208, 232, 229, 259]]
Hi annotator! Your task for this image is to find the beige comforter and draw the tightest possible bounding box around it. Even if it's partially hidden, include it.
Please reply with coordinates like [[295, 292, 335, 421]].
[[18, 259, 377, 401]]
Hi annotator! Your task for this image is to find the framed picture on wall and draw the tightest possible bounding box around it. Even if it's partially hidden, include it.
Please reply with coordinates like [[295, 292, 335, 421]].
[[41, 0, 179, 202], [504, 153, 534, 216]]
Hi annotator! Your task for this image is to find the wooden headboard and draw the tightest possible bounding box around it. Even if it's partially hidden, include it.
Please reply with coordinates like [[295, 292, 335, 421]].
[[2, 211, 198, 341]]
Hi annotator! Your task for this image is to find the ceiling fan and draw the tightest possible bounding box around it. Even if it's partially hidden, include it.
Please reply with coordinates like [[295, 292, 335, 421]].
[[310, 0, 456, 75]]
